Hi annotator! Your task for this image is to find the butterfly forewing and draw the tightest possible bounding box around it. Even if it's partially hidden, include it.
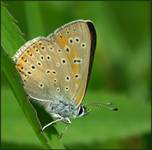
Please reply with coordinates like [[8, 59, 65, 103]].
[[13, 20, 96, 107], [49, 20, 96, 106]]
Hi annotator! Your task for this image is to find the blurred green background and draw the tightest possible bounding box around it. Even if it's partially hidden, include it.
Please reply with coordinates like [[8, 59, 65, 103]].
[[1, 1, 151, 149]]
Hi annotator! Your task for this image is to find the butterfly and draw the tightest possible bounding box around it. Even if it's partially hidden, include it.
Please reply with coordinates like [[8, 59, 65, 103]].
[[12, 19, 96, 131]]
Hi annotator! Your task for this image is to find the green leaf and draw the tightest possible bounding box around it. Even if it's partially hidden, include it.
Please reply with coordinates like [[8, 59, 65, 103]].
[[24, 1, 45, 39], [62, 91, 150, 145], [1, 5, 64, 149], [1, 4, 25, 56], [2, 88, 150, 148]]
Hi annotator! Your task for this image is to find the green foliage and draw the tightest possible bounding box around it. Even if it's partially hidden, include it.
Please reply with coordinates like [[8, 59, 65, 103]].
[[24, 1, 45, 38], [1, 5, 25, 56], [2, 87, 150, 148], [1, 5, 64, 149]]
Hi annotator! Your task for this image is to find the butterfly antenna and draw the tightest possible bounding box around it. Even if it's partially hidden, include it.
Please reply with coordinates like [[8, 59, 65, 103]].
[[84, 102, 118, 112]]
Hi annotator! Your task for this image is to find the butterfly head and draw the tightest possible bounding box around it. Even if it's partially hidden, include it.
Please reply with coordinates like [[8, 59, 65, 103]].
[[77, 105, 89, 118]]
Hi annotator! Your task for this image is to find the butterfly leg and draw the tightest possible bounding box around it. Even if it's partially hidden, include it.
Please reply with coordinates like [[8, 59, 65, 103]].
[[63, 117, 71, 124], [42, 118, 63, 131]]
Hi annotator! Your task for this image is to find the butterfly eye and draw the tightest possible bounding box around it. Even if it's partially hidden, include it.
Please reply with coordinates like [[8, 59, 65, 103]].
[[78, 106, 83, 116], [78, 106, 87, 117]]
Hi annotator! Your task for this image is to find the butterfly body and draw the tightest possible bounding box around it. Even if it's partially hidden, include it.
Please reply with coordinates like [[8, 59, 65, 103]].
[[13, 20, 96, 130], [44, 98, 79, 119]]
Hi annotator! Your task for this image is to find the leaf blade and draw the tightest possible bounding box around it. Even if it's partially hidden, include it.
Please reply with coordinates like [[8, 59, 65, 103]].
[[1, 5, 64, 149]]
